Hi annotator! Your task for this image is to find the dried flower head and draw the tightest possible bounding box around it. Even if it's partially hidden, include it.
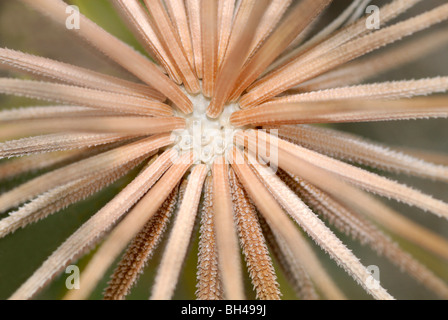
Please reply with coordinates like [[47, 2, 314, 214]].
[[0, 0, 447, 300]]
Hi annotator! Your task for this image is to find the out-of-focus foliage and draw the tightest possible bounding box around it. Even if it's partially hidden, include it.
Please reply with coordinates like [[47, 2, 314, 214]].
[[68, 0, 147, 55]]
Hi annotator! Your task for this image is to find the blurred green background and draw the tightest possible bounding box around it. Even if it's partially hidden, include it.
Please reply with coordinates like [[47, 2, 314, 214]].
[[0, 0, 447, 300]]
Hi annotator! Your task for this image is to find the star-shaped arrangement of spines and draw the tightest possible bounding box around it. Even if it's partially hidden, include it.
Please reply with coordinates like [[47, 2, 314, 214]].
[[0, 0, 448, 300]]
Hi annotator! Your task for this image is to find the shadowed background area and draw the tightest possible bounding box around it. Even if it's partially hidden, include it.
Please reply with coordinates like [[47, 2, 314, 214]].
[[0, 0, 447, 300]]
